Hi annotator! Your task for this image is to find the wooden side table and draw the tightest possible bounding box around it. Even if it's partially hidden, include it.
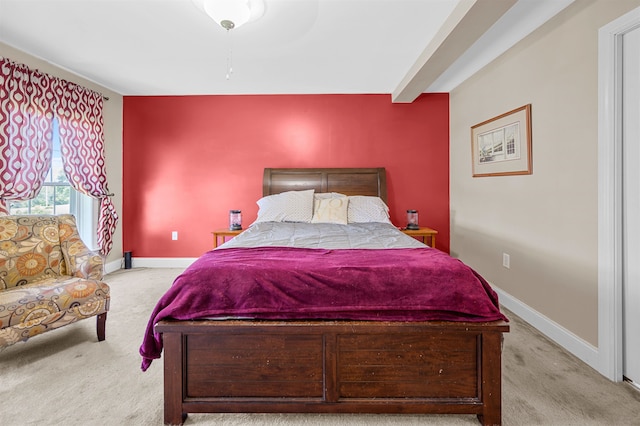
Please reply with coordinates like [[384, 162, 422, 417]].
[[401, 227, 438, 248], [211, 229, 243, 248]]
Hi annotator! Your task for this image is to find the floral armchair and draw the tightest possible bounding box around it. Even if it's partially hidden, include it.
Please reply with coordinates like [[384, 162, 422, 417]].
[[0, 214, 110, 348]]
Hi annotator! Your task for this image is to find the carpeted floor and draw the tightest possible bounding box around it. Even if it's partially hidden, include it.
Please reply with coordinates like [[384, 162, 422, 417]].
[[1, 267, 639, 425]]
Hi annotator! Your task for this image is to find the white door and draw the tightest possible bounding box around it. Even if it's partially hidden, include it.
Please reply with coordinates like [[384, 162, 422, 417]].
[[623, 24, 640, 386]]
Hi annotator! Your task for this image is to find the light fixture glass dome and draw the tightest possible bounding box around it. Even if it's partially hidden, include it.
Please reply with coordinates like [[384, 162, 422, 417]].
[[194, 0, 265, 30]]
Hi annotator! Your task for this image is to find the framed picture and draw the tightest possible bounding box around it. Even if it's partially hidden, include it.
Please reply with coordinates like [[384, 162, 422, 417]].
[[471, 104, 532, 177]]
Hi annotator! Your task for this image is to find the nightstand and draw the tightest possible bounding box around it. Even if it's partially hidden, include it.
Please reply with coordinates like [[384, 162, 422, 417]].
[[211, 228, 243, 248], [401, 227, 438, 248]]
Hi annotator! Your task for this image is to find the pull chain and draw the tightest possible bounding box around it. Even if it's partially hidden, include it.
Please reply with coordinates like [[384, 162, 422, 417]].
[[226, 29, 233, 80]]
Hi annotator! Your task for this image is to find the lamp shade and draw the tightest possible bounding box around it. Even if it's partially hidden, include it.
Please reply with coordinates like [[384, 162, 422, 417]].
[[406, 210, 419, 230], [195, 0, 265, 29], [229, 210, 242, 230]]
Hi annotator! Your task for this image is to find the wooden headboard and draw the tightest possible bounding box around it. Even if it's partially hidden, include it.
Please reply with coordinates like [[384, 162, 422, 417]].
[[263, 168, 387, 203]]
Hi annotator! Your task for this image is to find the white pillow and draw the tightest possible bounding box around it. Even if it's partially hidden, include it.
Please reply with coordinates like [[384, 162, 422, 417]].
[[347, 196, 392, 224], [311, 195, 349, 224], [255, 189, 315, 223]]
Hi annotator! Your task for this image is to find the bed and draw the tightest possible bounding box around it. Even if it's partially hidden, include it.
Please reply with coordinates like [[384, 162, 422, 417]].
[[140, 167, 509, 426]]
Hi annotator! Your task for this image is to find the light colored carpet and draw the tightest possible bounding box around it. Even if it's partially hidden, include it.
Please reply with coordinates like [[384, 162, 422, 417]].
[[1, 267, 639, 425]]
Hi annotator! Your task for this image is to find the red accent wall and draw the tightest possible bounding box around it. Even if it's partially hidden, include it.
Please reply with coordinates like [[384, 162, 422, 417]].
[[123, 94, 449, 257]]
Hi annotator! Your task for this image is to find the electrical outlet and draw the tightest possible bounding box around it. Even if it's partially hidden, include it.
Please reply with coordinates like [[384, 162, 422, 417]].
[[172, 231, 178, 240], [502, 253, 510, 269]]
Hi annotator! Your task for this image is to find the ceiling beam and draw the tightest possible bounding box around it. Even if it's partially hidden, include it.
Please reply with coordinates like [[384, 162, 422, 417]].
[[392, 0, 517, 103]]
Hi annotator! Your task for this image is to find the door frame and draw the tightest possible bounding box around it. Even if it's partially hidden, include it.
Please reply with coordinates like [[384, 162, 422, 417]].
[[598, 6, 640, 381]]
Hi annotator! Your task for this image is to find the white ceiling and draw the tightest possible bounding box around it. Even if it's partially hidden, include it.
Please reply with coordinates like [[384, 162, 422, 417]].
[[0, 0, 574, 100]]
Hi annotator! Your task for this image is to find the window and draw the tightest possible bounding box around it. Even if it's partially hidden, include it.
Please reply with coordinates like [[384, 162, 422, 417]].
[[8, 118, 97, 248]]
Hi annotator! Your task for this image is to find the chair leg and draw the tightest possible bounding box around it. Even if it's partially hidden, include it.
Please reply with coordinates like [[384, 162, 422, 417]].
[[96, 312, 107, 341]]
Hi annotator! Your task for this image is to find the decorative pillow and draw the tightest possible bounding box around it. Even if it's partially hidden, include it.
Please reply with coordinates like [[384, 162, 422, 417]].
[[314, 192, 346, 200], [347, 196, 392, 224], [311, 195, 349, 224], [255, 189, 315, 223]]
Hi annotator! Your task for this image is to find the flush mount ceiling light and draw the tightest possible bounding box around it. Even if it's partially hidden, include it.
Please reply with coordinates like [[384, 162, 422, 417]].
[[192, 0, 265, 30], [192, 0, 265, 80]]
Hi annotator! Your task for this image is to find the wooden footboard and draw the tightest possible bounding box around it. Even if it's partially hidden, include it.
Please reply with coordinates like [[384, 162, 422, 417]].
[[156, 319, 509, 426]]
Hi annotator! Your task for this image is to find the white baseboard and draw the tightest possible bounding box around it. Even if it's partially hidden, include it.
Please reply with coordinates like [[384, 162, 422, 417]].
[[104, 257, 195, 274], [107, 257, 197, 271], [494, 285, 599, 372], [104, 259, 123, 274], [135, 257, 198, 268]]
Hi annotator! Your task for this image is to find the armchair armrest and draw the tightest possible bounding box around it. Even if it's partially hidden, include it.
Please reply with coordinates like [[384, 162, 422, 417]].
[[58, 214, 104, 280], [65, 243, 104, 280]]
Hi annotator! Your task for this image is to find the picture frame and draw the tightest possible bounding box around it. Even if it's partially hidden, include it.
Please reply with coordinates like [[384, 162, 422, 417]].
[[471, 104, 532, 177]]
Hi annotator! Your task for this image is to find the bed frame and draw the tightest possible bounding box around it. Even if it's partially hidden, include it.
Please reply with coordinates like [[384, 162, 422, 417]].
[[156, 167, 509, 426]]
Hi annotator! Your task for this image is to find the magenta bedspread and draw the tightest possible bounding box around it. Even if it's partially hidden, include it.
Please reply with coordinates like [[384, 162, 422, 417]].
[[140, 247, 507, 371]]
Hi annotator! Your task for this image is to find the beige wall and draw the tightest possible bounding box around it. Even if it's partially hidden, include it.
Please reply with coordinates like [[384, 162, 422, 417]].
[[0, 42, 123, 266], [450, 0, 640, 347]]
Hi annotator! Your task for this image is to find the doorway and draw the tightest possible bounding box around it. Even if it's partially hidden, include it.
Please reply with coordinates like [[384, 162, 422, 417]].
[[622, 23, 640, 387], [598, 6, 640, 382]]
